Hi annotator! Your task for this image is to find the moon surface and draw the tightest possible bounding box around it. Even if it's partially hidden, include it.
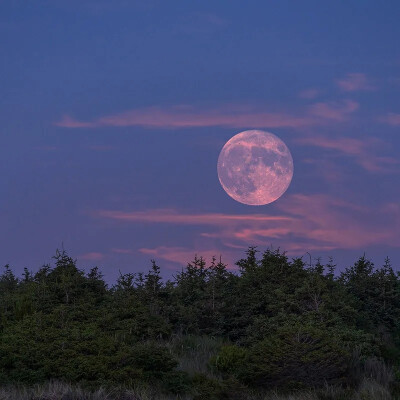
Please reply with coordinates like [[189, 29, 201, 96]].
[[217, 130, 294, 206]]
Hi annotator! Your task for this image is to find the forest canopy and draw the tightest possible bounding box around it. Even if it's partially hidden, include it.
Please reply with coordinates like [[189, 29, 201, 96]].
[[0, 248, 399, 399]]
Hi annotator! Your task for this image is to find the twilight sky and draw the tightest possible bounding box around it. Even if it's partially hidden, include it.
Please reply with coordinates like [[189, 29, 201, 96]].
[[1, 0, 400, 280]]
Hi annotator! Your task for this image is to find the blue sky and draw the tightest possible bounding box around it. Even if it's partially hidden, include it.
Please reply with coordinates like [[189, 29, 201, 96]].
[[1, 0, 399, 281]]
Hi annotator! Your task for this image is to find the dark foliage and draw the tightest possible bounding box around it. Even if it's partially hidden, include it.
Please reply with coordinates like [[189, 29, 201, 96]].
[[0, 248, 399, 397]]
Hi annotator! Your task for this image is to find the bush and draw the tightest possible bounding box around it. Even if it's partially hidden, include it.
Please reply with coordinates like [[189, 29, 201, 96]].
[[211, 345, 247, 374], [191, 373, 229, 400], [160, 370, 191, 394], [237, 324, 350, 389], [128, 342, 178, 377]]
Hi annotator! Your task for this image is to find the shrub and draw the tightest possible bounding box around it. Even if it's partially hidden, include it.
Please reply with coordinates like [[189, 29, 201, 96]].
[[128, 342, 178, 377], [237, 324, 350, 389], [160, 370, 191, 394], [191, 373, 228, 400], [211, 345, 248, 374]]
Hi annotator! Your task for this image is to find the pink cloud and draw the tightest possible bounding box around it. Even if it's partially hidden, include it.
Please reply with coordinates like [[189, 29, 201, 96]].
[[79, 252, 105, 261], [55, 100, 359, 130], [297, 136, 366, 155], [356, 156, 399, 173], [55, 105, 314, 129], [302, 157, 345, 183], [94, 209, 293, 226], [282, 195, 399, 248], [226, 194, 399, 250], [296, 136, 399, 173], [298, 88, 321, 99], [56, 115, 95, 128], [379, 113, 400, 126], [139, 246, 233, 268], [336, 73, 376, 92], [308, 100, 359, 121], [94, 196, 400, 259]]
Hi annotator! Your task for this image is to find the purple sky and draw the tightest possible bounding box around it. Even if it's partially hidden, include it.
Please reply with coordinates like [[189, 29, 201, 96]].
[[1, 1, 400, 281]]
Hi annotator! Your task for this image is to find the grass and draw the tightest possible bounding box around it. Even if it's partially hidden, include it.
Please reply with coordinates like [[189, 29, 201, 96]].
[[0, 381, 187, 400], [0, 379, 395, 400], [0, 336, 398, 400], [166, 334, 225, 375]]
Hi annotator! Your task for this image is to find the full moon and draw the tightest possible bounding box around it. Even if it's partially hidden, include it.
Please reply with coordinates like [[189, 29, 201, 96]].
[[217, 130, 294, 206]]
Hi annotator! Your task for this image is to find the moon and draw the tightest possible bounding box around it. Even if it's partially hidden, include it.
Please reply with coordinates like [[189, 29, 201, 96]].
[[217, 130, 294, 206]]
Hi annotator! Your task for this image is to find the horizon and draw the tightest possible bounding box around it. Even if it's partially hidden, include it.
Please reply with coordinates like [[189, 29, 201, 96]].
[[2, 245, 397, 284]]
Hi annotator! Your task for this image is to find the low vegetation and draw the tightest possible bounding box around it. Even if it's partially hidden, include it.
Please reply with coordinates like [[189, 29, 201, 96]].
[[0, 248, 400, 399]]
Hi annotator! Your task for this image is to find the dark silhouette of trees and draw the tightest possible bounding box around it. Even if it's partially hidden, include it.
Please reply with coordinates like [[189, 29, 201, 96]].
[[0, 247, 399, 397]]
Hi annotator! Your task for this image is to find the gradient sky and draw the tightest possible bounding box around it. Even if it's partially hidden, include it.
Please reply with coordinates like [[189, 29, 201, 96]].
[[1, 0, 400, 281]]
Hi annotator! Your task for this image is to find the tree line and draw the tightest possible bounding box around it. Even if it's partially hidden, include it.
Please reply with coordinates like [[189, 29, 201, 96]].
[[0, 247, 399, 398]]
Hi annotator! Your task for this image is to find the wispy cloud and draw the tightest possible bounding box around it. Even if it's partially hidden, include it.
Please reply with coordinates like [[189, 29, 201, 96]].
[[93, 195, 400, 265], [79, 252, 105, 261], [139, 246, 232, 268], [308, 100, 359, 121], [55, 101, 359, 130], [336, 73, 376, 92], [55, 105, 314, 130], [297, 136, 366, 155], [224, 195, 399, 251], [274, 195, 399, 250], [94, 209, 293, 226], [302, 157, 345, 183], [56, 115, 94, 128], [298, 88, 321, 99], [296, 136, 399, 173], [379, 113, 400, 126]]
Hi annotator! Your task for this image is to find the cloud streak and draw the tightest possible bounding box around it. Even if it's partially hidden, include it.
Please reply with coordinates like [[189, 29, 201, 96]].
[[139, 246, 233, 268], [380, 113, 400, 126], [296, 136, 399, 173], [94, 209, 293, 225], [55, 101, 359, 130], [93, 194, 400, 266], [298, 88, 321, 99], [79, 252, 105, 261], [336, 73, 376, 92], [307, 100, 359, 121]]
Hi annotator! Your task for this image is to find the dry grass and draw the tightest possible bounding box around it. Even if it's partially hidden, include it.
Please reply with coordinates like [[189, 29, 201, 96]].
[[353, 378, 392, 400], [0, 381, 191, 400], [166, 334, 224, 376], [0, 380, 396, 400]]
